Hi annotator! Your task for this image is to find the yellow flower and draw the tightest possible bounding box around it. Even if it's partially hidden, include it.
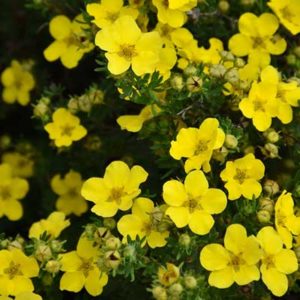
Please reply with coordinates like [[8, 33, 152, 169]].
[[51, 170, 88, 216], [0, 248, 39, 296], [81, 160, 148, 217], [163, 170, 227, 235], [29, 211, 70, 239], [220, 153, 265, 200], [239, 66, 299, 131], [87, 0, 139, 29], [44, 108, 87, 147], [44, 15, 94, 69], [117, 197, 169, 248], [59, 236, 108, 296], [1, 60, 35, 105], [2, 152, 34, 178], [158, 263, 180, 287], [95, 16, 162, 75], [117, 105, 161, 132], [229, 13, 286, 66], [275, 191, 300, 249], [169, 118, 225, 173], [152, 0, 197, 28], [268, 0, 300, 35], [0, 163, 29, 221], [257, 226, 298, 297], [200, 224, 261, 288]]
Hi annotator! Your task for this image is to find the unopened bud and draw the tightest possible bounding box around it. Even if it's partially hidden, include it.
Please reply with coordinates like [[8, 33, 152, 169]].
[[225, 134, 238, 149], [264, 143, 279, 158], [287, 54, 297, 66], [171, 75, 184, 91], [263, 180, 279, 196], [68, 98, 79, 113], [259, 197, 274, 213], [218, 0, 229, 12], [103, 218, 116, 230], [169, 283, 183, 296], [184, 275, 197, 289], [179, 233, 191, 247], [78, 95, 92, 112], [152, 286, 167, 300], [45, 260, 61, 274], [225, 68, 239, 84], [184, 65, 197, 76], [210, 64, 226, 77], [35, 244, 52, 262], [257, 210, 271, 223], [105, 237, 121, 250]]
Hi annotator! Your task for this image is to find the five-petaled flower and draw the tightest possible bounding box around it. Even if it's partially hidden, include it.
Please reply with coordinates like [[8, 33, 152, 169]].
[[163, 170, 227, 235]]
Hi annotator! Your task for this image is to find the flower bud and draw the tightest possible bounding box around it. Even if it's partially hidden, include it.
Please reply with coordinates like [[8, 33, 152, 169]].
[[184, 275, 197, 289], [0, 135, 11, 149], [257, 210, 271, 223], [259, 197, 274, 213], [104, 250, 121, 269], [78, 95, 92, 112], [50, 240, 64, 253], [105, 237, 121, 250], [67, 98, 79, 113], [225, 68, 239, 85], [220, 51, 235, 62], [235, 58, 245, 68], [287, 54, 297, 66], [210, 64, 226, 77], [103, 218, 116, 230], [35, 244, 52, 262], [225, 134, 238, 149], [264, 143, 279, 158], [184, 65, 197, 76], [186, 76, 202, 92], [263, 180, 279, 196], [45, 260, 61, 274], [264, 128, 279, 143], [218, 1, 230, 12], [171, 75, 184, 90], [178, 233, 191, 247], [169, 283, 183, 296], [152, 286, 167, 300]]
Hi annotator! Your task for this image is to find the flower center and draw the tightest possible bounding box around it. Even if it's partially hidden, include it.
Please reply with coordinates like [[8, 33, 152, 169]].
[[163, 0, 169, 8], [4, 262, 22, 279], [106, 12, 119, 22], [118, 45, 137, 61], [194, 141, 208, 155], [229, 254, 245, 271], [280, 6, 294, 20], [0, 186, 12, 201], [108, 187, 125, 204], [79, 258, 94, 277], [234, 168, 247, 184], [184, 196, 201, 213], [252, 37, 265, 49], [262, 255, 275, 269], [60, 125, 75, 137], [253, 100, 265, 112]]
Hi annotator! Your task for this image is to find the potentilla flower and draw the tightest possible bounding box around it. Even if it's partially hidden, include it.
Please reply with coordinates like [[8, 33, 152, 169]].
[[170, 118, 225, 173], [257, 226, 298, 297], [220, 153, 265, 200], [200, 224, 261, 288], [59, 236, 108, 296], [29, 211, 70, 239], [229, 13, 286, 67], [152, 0, 197, 28], [163, 170, 227, 235], [44, 15, 94, 69], [44, 108, 87, 147], [0, 248, 39, 296], [0, 163, 29, 221], [87, 0, 138, 29], [117, 197, 169, 248], [81, 160, 148, 217], [95, 16, 162, 75], [1, 60, 35, 105], [2, 152, 34, 178], [51, 170, 88, 216], [274, 191, 300, 249], [268, 0, 300, 35]]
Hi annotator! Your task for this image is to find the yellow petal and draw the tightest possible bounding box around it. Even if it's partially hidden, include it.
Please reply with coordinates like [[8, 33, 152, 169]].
[[132, 197, 154, 218], [274, 249, 298, 274], [117, 214, 143, 240], [81, 178, 109, 203], [162, 180, 187, 206], [4, 199, 23, 221], [106, 53, 131, 75], [189, 211, 214, 235], [147, 231, 169, 248], [60, 251, 82, 272], [43, 41, 67, 62], [238, 13, 258, 36], [60, 45, 83, 69], [85, 268, 108, 296], [241, 236, 262, 265], [200, 244, 230, 271], [11, 276, 34, 295], [261, 267, 288, 297], [104, 161, 130, 187], [49, 15, 72, 40], [126, 165, 148, 192], [233, 265, 260, 286], [241, 179, 262, 199], [257, 13, 279, 36], [208, 267, 234, 288], [201, 188, 227, 214], [117, 115, 145, 132], [257, 226, 282, 254], [224, 224, 248, 254], [253, 111, 272, 132], [77, 236, 99, 259], [91, 202, 119, 217], [228, 34, 252, 56], [60, 271, 85, 293], [184, 170, 208, 198], [224, 181, 242, 200], [165, 206, 189, 227]]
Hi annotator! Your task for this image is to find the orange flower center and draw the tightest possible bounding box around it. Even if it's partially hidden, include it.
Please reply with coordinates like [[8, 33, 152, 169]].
[[234, 168, 247, 184], [118, 45, 137, 61], [60, 125, 75, 137], [194, 141, 208, 155], [108, 187, 125, 204], [79, 258, 94, 277]]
